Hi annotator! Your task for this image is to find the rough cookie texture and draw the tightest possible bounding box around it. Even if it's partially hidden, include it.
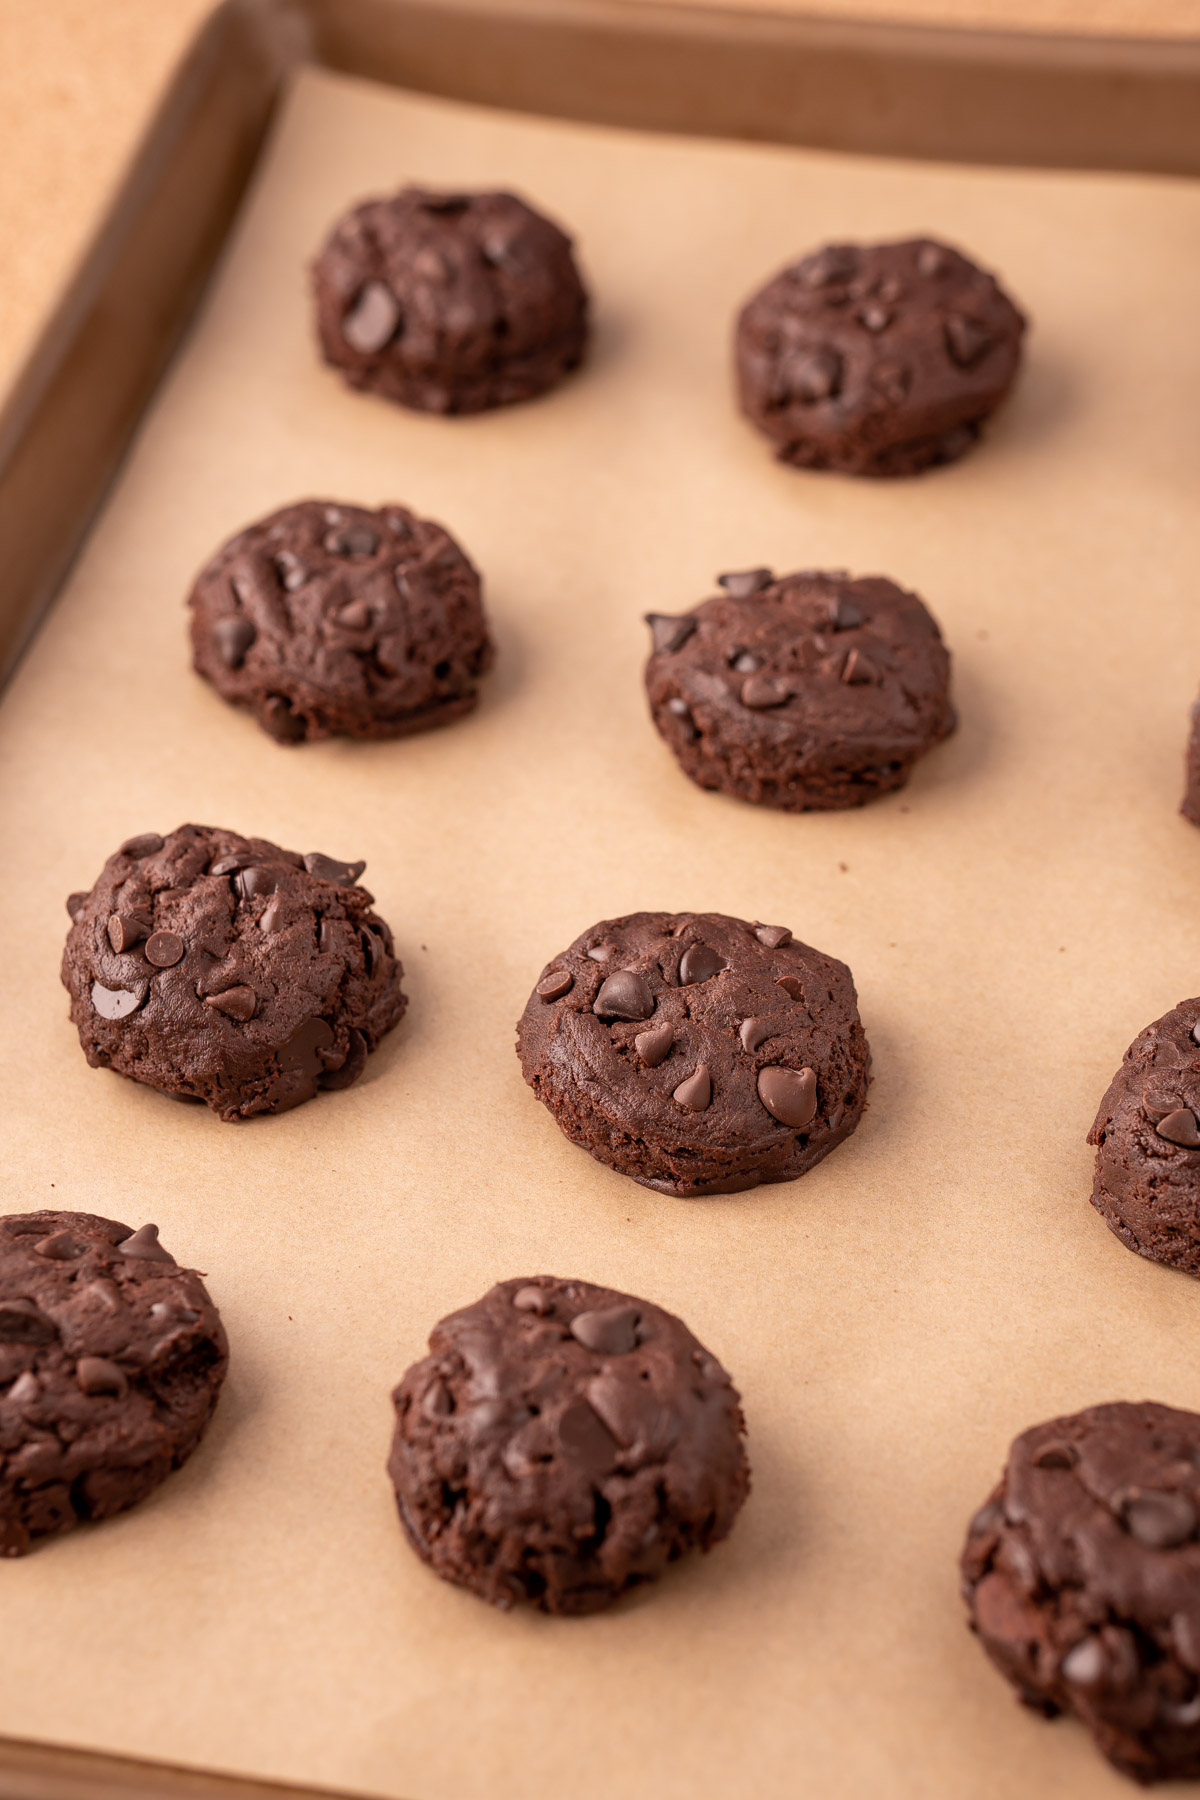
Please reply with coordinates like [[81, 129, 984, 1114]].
[[1182, 697, 1200, 827], [517, 911, 869, 1196], [1087, 999, 1200, 1277], [0, 1210, 227, 1556], [62, 824, 406, 1119], [645, 567, 955, 811], [189, 500, 493, 744], [389, 1275, 749, 1614], [312, 187, 588, 414], [736, 237, 1025, 476], [962, 1401, 1200, 1784]]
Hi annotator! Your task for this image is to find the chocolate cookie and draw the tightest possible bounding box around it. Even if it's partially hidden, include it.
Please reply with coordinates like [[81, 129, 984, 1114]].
[[1087, 998, 1200, 1277], [62, 824, 405, 1119], [312, 187, 588, 414], [516, 910, 869, 1196], [736, 237, 1025, 476], [0, 1210, 227, 1556], [1182, 695, 1200, 826], [188, 500, 492, 745], [645, 567, 954, 811], [962, 1400, 1200, 1784], [389, 1275, 749, 1614]]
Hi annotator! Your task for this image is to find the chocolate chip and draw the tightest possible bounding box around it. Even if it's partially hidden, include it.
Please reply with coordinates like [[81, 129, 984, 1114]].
[[841, 648, 879, 685], [319, 1028, 368, 1091], [258, 897, 283, 934], [786, 347, 842, 402], [107, 912, 149, 953], [666, 697, 698, 740], [415, 191, 471, 213], [679, 944, 724, 985], [740, 1017, 772, 1053], [209, 852, 254, 877], [537, 968, 573, 1002], [275, 550, 307, 591], [1032, 1441, 1077, 1470], [144, 930, 184, 968], [0, 1300, 56, 1344], [341, 280, 402, 354], [304, 852, 366, 886], [76, 1356, 127, 1398], [794, 245, 859, 288], [916, 243, 950, 277], [557, 1399, 619, 1473], [1193, 1021, 1200, 1047], [234, 866, 277, 902], [118, 1223, 176, 1263], [262, 695, 305, 742], [586, 946, 614, 962], [594, 970, 654, 1022], [1157, 1108, 1200, 1148], [673, 1064, 712, 1111], [120, 834, 163, 859], [776, 975, 804, 1000], [205, 985, 256, 1021], [279, 1016, 335, 1075], [513, 1285, 553, 1315], [634, 1023, 674, 1067], [335, 599, 372, 630], [7, 1372, 39, 1405], [571, 1305, 640, 1355], [1119, 1488, 1197, 1548], [34, 1232, 85, 1261], [830, 596, 866, 631], [1061, 1637, 1106, 1688], [871, 361, 911, 407], [91, 980, 146, 1020], [212, 616, 256, 668], [741, 675, 790, 709], [754, 924, 792, 949], [731, 650, 760, 674], [758, 1065, 817, 1127], [645, 613, 698, 655], [967, 1499, 1004, 1538], [66, 891, 88, 922], [717, 569, 773, 598], [421, 1379, 454, 1419], [944, 315, 993, 367], [859, 304, 891, 333], [325, 523, 380, 557]]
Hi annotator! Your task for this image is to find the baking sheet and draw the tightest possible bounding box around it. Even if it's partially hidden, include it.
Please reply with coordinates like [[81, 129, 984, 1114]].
[[2, 64, 1200, 1800]]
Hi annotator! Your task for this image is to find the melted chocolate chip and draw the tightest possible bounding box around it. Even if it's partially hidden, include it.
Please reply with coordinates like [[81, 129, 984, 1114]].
[[757, 1065, 817, 1127], [91, 981, 146, 1020], [776, 975, 804, 1001], [537, 968, 573, 1002], [118, 1223, 176, 1263], [645, 613, 698, 655], [212, 616, 256, 668], [341, 281, 402, 354], [570, 1305, 640, 1355], [304, 853, 366, 886], [76, 1356, 128, 1398], [204, 985, 256, 1022], [634, 1023, 674, 1067], [673, 1064, 712, 1111], [34, 1232, 85, 1261], [678, 944, 725, 985], [557, 1399, 619, 1474], [754, 924, 791, 950], [594, 970, 654, 1022], [319, 1027, 368, 1091], [1157, 1109, 1200, 1149], [739, 1017, 772, 1053]]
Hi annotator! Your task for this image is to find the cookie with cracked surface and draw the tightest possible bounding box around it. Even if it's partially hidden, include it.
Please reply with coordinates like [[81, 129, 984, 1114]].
[[62, 824, 405, 1119], [645, 567, 954, 811], [389, 1275, 749, 1614], [0, 1210, 227, 1556], [312, 187, 588, 414], [736, 237, 1025, 476], [962, 1400, 1200, 1784], [516, 910, 869, 1196], [1087, 999, 1200, 1277], [189, 500, 493, 745]]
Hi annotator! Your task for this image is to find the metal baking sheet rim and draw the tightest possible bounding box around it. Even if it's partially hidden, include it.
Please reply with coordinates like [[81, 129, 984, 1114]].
[[0, 0, 1198, 1794]]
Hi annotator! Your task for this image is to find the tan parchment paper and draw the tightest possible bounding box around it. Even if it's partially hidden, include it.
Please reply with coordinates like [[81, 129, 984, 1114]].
[[1, 66, 1200, 1800]]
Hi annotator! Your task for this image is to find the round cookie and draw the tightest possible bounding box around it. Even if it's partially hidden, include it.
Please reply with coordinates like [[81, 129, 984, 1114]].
[[645, 567, 954, 811], [735, 237, 1025, 476], [62, 824, 406, 1120], [1087, 998, 1200, 1276], [962, 1400, 1200, 1784], [188, 500, 493, 745], [388, 1275, 749, 1614], [0, 1210, 227, 1556], [312, 187, 588, 414], [516, 910, 870, 1196]]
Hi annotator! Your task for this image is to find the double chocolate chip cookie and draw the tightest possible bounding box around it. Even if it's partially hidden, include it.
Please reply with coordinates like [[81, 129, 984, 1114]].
[[389, 1275, 749, 1614], [312, 187, 588, 414], [517, 911, 870, 1196], [962, 1400, 1200, 1784], [1088, 998, 1200, 1277], [62, 824, 406, 1119], [736, 237, 1025, 476], [645, 567, 954, 811], [189, 500, 492, 744], [0, 1210, 227, 1556]]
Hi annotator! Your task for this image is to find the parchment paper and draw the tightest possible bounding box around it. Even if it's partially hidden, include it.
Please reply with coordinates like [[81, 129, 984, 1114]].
[[1, 66, 1200, 1800]]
